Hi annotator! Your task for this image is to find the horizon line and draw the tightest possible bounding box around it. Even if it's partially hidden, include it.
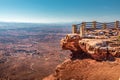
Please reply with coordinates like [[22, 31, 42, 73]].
[[0, 20, 119, 24]]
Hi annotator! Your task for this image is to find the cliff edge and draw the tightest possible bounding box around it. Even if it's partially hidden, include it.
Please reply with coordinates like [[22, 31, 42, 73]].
[[43, 22, 120, 80]]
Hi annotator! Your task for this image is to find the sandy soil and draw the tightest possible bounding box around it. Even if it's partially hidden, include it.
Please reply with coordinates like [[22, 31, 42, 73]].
[[44, 58, 120, 80]]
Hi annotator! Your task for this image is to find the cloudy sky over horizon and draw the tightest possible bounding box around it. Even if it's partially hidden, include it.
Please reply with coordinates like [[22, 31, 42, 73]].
[[0, 0, 120, 23]]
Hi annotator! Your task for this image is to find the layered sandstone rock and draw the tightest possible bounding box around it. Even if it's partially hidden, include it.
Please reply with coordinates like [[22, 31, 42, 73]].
[[61, 29, 120, 61]]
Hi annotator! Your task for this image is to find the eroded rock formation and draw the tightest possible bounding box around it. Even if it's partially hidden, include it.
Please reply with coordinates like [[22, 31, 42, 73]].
[[61, 28, 120, 61]]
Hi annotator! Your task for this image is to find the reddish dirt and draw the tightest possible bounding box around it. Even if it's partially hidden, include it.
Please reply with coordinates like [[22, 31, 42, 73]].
[[44, 58, 120, 80]]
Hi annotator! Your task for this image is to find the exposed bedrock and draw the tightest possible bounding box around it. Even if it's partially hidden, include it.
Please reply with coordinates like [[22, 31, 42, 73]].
[[61, 34, 120, 61]]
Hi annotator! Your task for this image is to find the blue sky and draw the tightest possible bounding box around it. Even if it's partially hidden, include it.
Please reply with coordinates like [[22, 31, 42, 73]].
[[0, 0, 120, 23]]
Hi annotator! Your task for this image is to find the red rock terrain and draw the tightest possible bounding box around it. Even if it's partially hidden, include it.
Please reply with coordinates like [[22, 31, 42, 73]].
[[0, 26, 70, 80], [43, 58, 120, 80], [1, 26, 120, 80], [43, 28, 120, 80], [61, 28, 120, 61]]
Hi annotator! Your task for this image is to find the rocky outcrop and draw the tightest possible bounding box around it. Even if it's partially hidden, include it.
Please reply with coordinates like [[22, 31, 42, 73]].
[[43, 28, 120, 80], [61, 32, 120, 61]]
